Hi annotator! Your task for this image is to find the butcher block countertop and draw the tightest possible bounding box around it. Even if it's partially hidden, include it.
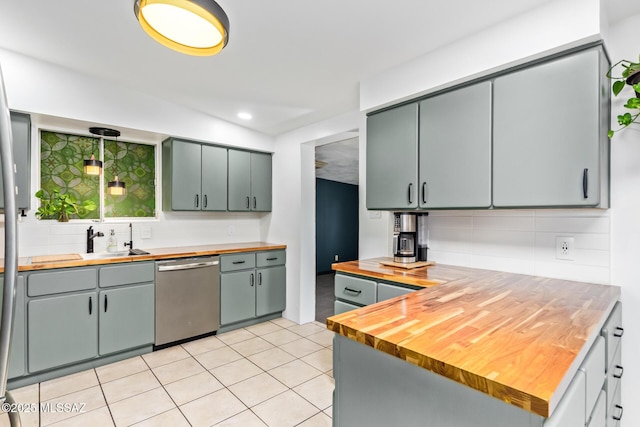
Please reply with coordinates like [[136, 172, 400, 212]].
[[328, 258, 621, 418], [1, 242, 286, 273]]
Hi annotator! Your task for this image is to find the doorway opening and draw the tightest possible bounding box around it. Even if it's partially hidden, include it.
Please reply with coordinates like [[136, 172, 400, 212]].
[[314, 138, 359, 323]]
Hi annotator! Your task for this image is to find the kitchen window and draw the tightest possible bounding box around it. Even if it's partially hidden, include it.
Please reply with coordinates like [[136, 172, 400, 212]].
[[39, 130, 156, 219]]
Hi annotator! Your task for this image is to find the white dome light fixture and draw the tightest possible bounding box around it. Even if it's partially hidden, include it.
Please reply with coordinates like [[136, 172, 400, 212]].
[[134, 0, 230, 56]]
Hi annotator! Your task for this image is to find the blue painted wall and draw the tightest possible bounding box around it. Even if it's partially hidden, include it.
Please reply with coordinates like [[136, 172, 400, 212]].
[[316, 178, 359, 274]]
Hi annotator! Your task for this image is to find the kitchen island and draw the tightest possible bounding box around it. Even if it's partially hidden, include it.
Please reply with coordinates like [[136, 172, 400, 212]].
[[328, 259, 622, 426]]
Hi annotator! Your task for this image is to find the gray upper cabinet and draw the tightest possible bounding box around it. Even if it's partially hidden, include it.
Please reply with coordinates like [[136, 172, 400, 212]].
[[366, 103, 419, 209], [201, 144, 228, 211], [493, 47, 609, 208], [163, 138, 228, 211], [228, 149, 272, 211], [0, 112, 31, 210], [419, 82, 492, 209]]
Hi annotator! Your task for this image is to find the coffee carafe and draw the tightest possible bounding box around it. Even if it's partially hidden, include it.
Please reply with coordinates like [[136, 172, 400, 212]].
[[393, 213, 417, 263]]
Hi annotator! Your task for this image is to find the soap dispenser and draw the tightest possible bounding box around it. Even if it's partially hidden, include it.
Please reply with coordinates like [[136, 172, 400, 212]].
[[107, 229, 118, 253]]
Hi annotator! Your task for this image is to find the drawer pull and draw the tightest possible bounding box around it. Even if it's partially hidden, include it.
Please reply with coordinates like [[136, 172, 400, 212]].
[[613, 365, 624, 379], [344, 287, 362, 295], [266, 257, 278, 261], [232, 260, 246, 265], [614, 326, 624, 337], [613, 404, 623, 421]]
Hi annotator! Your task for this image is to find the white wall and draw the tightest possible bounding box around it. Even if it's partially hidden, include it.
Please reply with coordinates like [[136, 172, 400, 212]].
[[268, 112, 360, 323], [0, 48, 275, 258]]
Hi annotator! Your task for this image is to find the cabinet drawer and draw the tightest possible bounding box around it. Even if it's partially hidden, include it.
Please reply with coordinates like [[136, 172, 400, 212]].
[[334, 275, 376, 305], [377, 282, 415, 302], [606, 381, 622, 427], [256, 250, 286, 267], [28, 268, 97, 297], [605, 343, 623, 415], [579, 336, 605, 421], [220, 253, 255, 272], [334, 300, 361, 316], [99, 262, 154, 288], [601, 302, 622, 370]]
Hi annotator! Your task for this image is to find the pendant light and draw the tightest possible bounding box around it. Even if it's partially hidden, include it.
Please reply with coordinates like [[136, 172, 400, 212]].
[[134, 0, 230, 56], [85, 128, 105, 175], [104, 130, 126, 196]]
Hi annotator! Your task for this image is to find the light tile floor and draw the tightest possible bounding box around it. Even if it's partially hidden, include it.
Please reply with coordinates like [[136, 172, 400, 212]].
[[0, 318, 335, 427]]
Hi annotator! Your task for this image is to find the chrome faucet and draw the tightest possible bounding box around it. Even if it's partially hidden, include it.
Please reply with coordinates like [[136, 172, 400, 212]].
[[86, 226, 104, 253]]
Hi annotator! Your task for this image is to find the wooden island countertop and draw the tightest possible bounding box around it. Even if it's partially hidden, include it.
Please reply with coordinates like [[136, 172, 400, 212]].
[[327, 258, 621, 418]]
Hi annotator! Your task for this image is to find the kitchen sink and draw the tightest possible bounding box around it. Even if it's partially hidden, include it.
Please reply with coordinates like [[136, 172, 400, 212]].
[[81, 251, 130, 260]]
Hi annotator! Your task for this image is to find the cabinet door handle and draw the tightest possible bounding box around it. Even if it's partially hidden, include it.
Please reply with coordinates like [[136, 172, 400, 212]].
[[582, 168, 588, 199], [614, 326, 624, 337], [266, 257, 278, 261], [246, 196, 250, 209], [421, 182, 427, 204], [613, 404, 623, 421], [344, 287, 362, 295], [195, 194, 199, 208], [253, 196, 257, 209], [89, 296, 93, 315], [408, 183, 413, 205], [203, 194, 208, 208], [613, 364, 624, 379], [250, 273, 254, 287], [104, 294, 108, 312], [258, 272, 262, 286], [232, 260, 246, 265]]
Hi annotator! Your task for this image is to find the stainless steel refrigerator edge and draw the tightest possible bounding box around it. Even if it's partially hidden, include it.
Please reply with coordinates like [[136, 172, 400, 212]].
[[0, 63, 21, 426]]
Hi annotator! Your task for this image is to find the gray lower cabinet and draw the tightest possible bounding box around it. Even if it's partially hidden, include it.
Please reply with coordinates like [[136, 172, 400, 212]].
[[99, 283, 154, 356], [28, 291, 98, 373], [256, 266, 286, 317], [228, 149, 272, 211], [419, 82, 492, 209], [220, 251, 285, 325], [334, 273, 419, 315], [0, 112, 31, 210], [25, 263, 155, 375], [163, 138, 228, 211], [220, 270, 256, 325], [366, 103, 419, 210], [0, 275, 26, 379], [493, 47, 609, 208]]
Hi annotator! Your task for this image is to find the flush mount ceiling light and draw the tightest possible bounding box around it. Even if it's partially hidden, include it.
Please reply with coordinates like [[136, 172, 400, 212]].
[[134, 0, 230, 56], [237, 112, 252, 120]]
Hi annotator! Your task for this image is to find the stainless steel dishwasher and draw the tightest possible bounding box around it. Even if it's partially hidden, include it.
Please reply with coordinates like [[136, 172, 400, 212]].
[[155, 256, 220, 346]]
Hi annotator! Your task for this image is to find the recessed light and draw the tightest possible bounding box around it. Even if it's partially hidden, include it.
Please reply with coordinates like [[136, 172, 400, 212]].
[[237, 112, 252, 120]]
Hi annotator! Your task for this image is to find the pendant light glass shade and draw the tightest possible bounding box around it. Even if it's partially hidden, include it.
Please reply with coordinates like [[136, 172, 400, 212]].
[[134, 0, 230, 56], [107, 176, 126, 196], [83, 154, 102, 176]]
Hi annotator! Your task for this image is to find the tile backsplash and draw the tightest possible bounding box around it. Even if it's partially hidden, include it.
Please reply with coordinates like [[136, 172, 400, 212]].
[[427, 209, 610, 284]]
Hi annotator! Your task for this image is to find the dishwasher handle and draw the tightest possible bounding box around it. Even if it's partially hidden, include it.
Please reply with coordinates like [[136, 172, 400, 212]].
[[157, 260, 219, 272]]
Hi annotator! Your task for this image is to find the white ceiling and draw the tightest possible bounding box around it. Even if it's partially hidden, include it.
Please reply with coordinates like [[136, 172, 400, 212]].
[[1, 1, 638, 138]]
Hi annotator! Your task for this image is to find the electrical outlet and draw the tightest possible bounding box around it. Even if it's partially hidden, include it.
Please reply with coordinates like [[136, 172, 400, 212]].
[[140, 226, 152, 239], [227, 225, 235, 235], [555, 236, 575, 261], [334, 254, 339, 261]]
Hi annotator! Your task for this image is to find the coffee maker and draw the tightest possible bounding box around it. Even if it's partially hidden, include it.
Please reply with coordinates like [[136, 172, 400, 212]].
[[393, 213, 417, 263]]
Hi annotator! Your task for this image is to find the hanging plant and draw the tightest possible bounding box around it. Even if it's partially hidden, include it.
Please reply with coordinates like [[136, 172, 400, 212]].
[[606, 56, 640, 138], [35, 188, 97, 222]]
